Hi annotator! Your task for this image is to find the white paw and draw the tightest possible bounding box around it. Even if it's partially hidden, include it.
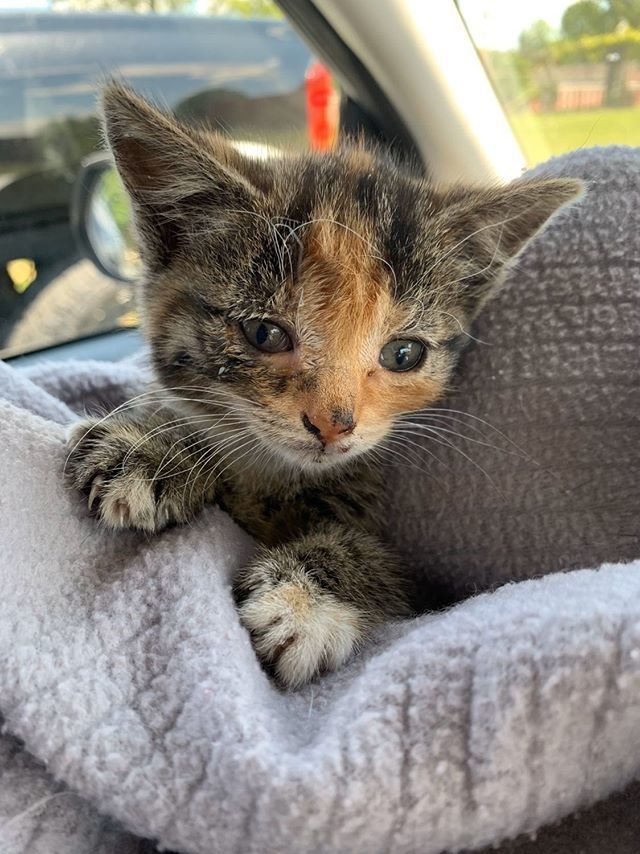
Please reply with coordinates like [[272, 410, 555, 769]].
[[239, 581, 364, 688], [85, 472, 160, 531], [65, 418, 192, 533]]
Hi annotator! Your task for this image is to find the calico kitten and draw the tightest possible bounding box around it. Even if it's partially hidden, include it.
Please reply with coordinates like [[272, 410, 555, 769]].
[[66, 82, 582, 688]]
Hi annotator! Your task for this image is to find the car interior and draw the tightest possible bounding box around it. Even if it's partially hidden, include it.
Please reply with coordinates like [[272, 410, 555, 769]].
[[1, 1, 639, 852], [2, 0, 604, 368], [0, 0, 632, 366]]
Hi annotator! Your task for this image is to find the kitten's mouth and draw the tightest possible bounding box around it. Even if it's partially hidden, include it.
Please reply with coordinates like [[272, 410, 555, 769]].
[[311, 442, 353, 461], [278, 438, 357, 467]]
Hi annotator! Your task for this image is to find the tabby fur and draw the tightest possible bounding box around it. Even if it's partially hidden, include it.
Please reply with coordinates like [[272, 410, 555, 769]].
[[66, 82, 582, 687]]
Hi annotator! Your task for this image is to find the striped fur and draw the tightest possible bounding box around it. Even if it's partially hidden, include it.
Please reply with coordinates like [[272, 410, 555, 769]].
[[65, 82, 582, 687]]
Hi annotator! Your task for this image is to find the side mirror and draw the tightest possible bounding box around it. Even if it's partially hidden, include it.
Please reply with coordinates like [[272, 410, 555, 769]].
[[72, 153, 141, 283]]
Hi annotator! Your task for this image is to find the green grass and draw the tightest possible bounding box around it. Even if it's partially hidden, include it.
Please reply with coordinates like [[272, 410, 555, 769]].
[[100, 168, 132, 232], [509, 107, 640, 166]]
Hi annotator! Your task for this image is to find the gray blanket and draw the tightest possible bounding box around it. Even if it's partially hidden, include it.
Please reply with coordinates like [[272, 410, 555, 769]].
[[0, 146, 639, 854]]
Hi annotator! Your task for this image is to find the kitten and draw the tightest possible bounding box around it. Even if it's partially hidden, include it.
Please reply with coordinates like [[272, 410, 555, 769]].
[[66, 82, 582, 688]]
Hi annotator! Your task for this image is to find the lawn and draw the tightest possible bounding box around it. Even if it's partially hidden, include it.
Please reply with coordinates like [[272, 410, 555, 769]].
[[509, 106, 640, 166]]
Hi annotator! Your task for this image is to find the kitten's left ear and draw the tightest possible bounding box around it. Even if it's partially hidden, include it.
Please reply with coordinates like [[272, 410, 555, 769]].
[[444, 176, 584, 312]]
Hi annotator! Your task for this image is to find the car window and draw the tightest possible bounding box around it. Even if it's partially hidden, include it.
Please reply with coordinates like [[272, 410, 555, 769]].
[[0, 0, 328, 358], [457, 0, 640, 167]]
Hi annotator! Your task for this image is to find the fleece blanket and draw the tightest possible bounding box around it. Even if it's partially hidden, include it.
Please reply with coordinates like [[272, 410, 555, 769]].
[[0, 146, 639, 854]]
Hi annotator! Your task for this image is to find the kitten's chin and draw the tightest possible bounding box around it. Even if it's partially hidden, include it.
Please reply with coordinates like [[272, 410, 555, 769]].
[[273, 440, 368, 472]]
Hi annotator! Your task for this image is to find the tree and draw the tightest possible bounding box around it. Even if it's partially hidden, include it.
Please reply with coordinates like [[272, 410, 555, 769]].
[[53, 0, 281, 17], [518, 19, 555, 64], [207, 0, 282, 17], [518, 20, 557, 110], [560, 0, 639, 38], [609, 0, 640, 28], [52, 0, 190, 12], [561, 1, 613, 38]]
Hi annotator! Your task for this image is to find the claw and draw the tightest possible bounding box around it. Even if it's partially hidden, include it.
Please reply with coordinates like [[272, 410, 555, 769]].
[[115, 499, 130, 527], [88, 476, 103, 512]]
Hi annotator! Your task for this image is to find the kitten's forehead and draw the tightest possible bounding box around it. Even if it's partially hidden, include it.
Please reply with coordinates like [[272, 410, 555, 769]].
[[267, 153, 436, 337], [286, 214, 409, 353], [301, 213, 382, 294]]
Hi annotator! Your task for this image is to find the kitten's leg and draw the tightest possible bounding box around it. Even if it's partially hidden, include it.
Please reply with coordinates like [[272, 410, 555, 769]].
[[65, 410, 219, 532], [234, 523, 410, 688]]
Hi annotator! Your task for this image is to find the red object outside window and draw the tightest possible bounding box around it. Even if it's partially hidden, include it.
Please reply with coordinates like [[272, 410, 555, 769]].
[[305, 61, 339, 150]]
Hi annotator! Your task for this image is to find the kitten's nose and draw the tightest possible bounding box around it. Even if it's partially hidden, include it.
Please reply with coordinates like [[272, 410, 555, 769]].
[[302, 409, 356, 445]]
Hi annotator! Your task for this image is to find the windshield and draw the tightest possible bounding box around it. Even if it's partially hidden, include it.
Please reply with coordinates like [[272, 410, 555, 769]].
[[4, 0, 638, 358], [457, 0, 640, 165], [0, 0, 316, 357]]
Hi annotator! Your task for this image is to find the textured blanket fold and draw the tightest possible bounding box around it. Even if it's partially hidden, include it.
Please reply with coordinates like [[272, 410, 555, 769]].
[[0, 147, 639, 854]]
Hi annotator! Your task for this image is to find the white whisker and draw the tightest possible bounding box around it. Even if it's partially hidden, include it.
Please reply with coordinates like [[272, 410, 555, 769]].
[[394, 421, 526, 460], [394, 424, 502, 494]]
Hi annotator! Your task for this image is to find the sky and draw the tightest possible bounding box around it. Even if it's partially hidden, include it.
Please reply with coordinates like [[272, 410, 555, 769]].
[[0, 0, 49, 6], [0, 0, 49, 8], [0, 0, 573, 51], [458, 0, 574, 50]]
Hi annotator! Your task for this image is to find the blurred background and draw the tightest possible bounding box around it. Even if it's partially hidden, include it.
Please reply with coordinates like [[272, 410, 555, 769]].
[[458, 0, 640, 163], [0, 0, 637, 358]]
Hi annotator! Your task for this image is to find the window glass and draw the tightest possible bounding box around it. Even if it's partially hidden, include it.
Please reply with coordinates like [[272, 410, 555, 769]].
[[0, 0, 321, 357], [457, 0, 640, 167]]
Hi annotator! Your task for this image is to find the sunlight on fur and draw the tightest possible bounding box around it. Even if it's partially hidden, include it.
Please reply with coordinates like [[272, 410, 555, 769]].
[[65, 81, 583, 689]]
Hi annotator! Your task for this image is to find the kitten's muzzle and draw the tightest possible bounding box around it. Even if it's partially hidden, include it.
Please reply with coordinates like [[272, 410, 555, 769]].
[[301, 409, 356, 447]]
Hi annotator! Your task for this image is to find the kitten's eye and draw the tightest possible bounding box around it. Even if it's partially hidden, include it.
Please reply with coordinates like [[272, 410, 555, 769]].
[[241, 318, 293, 353], [379, 339, 425, 372]]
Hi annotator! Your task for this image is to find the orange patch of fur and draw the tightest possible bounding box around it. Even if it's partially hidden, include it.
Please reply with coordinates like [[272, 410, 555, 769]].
[[345, 144, 378, 174], [267, 215, 444, 434]]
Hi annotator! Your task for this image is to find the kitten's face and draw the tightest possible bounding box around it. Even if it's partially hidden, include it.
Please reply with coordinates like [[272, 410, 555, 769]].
[[102, 83, 582, 471], [150, 215, 456, 470]]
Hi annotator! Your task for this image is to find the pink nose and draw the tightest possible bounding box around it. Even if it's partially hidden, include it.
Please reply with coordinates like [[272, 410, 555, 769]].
[[301, 410, 356, 445]]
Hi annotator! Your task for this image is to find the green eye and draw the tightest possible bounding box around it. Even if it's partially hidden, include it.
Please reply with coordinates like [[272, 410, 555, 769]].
[[241, 318, 293, 353], [379, 339, 425, 372]]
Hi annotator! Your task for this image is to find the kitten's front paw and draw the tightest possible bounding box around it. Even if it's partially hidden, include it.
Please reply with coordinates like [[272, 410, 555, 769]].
[[65, 418, 199, 532], [235, 559, 365, 689]]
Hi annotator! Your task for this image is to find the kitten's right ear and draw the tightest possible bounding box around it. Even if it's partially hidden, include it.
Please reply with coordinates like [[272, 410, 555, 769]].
[[100, 81, 259, 263]]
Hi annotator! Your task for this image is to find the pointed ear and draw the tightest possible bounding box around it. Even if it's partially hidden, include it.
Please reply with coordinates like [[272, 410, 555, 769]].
[[100, 81, 260, 265], [443, 176, 584, 313]]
